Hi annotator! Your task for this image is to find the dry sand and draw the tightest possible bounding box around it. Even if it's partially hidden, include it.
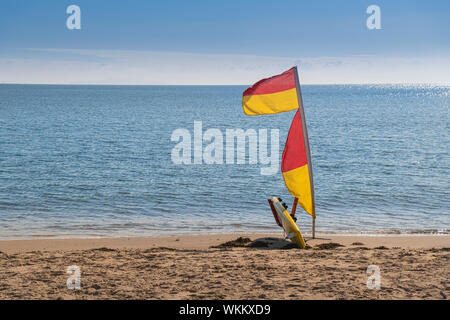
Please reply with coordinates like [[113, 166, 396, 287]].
[[0, 234, 448, 300]]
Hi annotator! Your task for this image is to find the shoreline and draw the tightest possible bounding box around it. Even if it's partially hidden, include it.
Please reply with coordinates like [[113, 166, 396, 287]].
[[0, 233, 449, 254], [1, 228, 449, 242]]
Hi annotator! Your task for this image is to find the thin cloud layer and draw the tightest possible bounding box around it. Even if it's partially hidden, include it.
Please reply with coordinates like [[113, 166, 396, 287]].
[[1, 48, 449, 85]]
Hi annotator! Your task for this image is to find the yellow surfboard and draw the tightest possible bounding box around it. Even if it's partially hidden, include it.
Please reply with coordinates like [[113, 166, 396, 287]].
[[269, 197, 306, 248]]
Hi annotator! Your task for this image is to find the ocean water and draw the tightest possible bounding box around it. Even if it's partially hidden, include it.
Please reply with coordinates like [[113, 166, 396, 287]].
[[0, 84, 449, 239]]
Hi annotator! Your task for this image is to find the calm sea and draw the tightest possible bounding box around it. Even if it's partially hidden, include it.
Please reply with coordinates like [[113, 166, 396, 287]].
[[0, 84, 449, 239]]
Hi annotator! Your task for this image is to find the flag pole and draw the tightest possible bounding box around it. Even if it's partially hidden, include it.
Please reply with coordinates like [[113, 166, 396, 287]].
[[291, 198, 298, 216], [312, 216, 315, 239], [293, 66, 316, 239]]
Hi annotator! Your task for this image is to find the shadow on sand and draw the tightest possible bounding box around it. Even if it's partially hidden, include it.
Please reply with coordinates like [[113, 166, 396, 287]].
[[212, 236, 307, 250], [247, 237, 302, 249], [212, 236, 342, 250]]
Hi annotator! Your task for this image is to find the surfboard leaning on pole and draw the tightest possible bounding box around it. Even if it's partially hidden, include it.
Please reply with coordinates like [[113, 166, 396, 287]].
[[268, 197, 306, 248]]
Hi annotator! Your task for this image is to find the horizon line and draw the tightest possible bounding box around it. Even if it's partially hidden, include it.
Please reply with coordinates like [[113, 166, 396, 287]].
[[1, 82, 449, 87]]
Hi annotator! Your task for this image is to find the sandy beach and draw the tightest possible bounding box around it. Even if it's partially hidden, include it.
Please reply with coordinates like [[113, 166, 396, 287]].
[[0, 234, 448, 300]]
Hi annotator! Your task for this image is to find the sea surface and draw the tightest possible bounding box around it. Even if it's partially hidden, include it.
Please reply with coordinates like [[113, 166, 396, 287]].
[[0, 84, 449, 239]]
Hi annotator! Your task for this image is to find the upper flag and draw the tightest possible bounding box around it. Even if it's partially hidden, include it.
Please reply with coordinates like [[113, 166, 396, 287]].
[[242, 68, 299, 115], [281, 110, 315, 218]]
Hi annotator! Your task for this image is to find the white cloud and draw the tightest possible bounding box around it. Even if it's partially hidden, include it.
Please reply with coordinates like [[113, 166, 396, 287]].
[[1, 48, 449, 85]]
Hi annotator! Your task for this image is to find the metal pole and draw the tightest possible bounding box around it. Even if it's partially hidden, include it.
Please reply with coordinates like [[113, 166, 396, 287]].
[[312, 217, 316, 239], [293, 66, 316, 238], [291, 197, 298, 216]]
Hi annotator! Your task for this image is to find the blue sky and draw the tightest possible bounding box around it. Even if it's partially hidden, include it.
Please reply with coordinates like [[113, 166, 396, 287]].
[[1, 0, 449, 84]]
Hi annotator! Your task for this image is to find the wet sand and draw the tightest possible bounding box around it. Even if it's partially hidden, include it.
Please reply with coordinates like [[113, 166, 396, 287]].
[[0, 234, 448, 299]]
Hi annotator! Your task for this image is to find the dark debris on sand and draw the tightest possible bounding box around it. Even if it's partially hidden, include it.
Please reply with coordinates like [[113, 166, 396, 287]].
[[314, 242, 345, 250], [213, 237, 312, 250], [247, 240, 269, 248], [351, 246, 370, 250], [90, 247, 117, 252], [427, 247, 450, 253], [211, 237, 252, 248]]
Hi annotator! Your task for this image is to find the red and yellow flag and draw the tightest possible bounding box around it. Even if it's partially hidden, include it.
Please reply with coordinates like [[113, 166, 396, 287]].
[[282, 110, 315, 217], [242, 67, 315, 219], [242, 68, 299, 115]]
